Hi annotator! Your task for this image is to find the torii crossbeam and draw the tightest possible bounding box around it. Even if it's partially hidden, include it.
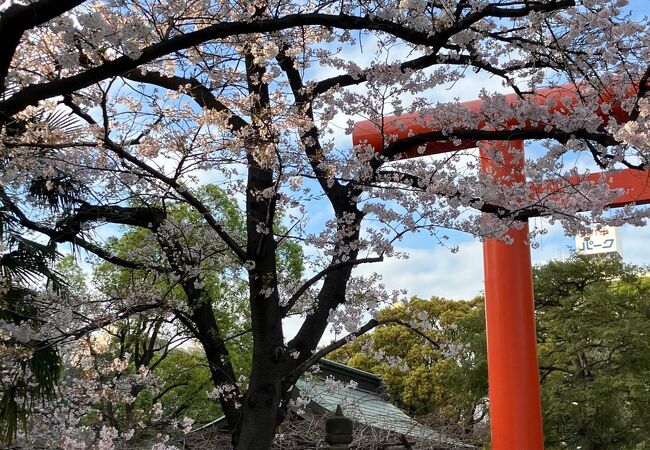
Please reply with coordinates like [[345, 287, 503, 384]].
[[352, 85, 650, 449]]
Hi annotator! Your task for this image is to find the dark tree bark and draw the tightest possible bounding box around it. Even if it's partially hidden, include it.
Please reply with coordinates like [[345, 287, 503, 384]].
[[0, 0, 87, 90]]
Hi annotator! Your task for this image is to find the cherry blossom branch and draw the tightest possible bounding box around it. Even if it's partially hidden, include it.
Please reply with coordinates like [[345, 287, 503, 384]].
[[275, 51, 374, 350], [0, 3, 576, 121], [45, 301, 165, 346], [374, 169, 544, 220], [311, 14, 565, 96], [155, 233, 242, 426], [468, 1, 576, 19], [629, 64, 650, 122], [373, 168, 609, 226], [123, 70, 250, 131], [104, 140, 248, 262], [0, 185, 167, 271], [64, 96, 248, 262], [281, 256, 383, 316], [2, 141, 98, 149], [173, 308, 251, 348], [58, 202, 166, 230], [0, 12, 433, 119], [286, 317, 441, 384], [380, 127, 619, 160], [583, 140, 646, 170], [169, 309, 200, 338], [285, 209, 367, 362], [312, 52, 450, 96], [312, 46, 555, 100], [0, 0, 87, 89], [276, 45, 345, 198], [71, 237, 170, 271]]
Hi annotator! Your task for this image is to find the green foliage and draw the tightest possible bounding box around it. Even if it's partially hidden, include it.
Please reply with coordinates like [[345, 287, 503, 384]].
[[331, 297, 487, 426], [83, 184, 303, 432], [92, 185, 254, 378], [54, 255, 87, 297], [152, 348, 220, 423], [535, 254, 650, 450], [75, 342, 219, 441], [0, 217, 64, 443], [334, 255, 650, 449]]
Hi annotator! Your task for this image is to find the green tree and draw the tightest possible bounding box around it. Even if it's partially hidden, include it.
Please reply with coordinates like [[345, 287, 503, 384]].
[[151, 347, 221, 424], [85, 186, 250, 435], [78, 184, 303, 438], [331, 297, 487, 438], [535, 255, 650, 450], [91, 183, 303, 381], [336, 256, 650, 450]]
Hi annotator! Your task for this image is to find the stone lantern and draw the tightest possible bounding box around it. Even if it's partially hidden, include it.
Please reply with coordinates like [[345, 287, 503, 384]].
[[324, 405, 353, 449]]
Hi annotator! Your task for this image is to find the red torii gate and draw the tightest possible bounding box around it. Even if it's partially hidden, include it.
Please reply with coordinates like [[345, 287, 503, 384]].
[[352, 85, 650, 449]]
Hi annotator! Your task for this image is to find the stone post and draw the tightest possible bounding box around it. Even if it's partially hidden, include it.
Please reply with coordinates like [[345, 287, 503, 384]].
[[324, 405, 353, 449]]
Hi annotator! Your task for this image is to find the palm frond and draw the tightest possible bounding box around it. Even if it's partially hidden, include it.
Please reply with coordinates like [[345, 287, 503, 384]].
[[0, 345, 61, 444], [0, 289, 62, 445], [0, 388, 23, 445], [3, 103, 82, 139], [0, 233, 60, 287], [28, 172, 84, 211], [41, 109, 83, 134]]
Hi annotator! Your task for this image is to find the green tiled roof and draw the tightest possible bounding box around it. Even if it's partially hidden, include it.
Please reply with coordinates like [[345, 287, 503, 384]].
[[296, 376, 473, 448], [192, 359, 475, 449]]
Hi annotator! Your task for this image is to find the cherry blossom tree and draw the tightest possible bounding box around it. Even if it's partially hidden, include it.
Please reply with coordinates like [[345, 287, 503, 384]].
[[2, 0, 650, 448]]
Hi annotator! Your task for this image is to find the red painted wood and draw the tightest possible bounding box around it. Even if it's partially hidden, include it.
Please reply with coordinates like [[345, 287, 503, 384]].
[[351, 82, 649, 449], [481, 141, 544, 450], [352, 82, 632, 158], [532, 169, 650, 208]]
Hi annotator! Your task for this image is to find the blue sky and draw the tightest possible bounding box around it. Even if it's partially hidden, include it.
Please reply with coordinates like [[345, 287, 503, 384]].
[[342, 0, 650, 302], [36, 1, 650, 340]]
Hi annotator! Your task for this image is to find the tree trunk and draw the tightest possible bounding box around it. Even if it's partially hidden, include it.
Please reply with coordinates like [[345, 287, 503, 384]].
[[235, 367, 284, 450]]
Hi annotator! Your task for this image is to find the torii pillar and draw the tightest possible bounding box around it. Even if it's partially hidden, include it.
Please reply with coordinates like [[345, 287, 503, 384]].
[[352, 82, 650, 449], [480, 140, 543, 449]]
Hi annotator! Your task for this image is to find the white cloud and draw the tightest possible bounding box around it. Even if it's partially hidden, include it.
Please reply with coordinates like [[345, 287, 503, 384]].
[[530, 218, 650, 267], [350, 218, 650, 304], [354, 241, 485, 300], [283, 218, 650, 347]]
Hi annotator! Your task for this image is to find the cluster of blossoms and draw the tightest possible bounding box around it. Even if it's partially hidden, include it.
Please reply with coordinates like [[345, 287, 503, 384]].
[[1, 0, 650, 448], [14, 336, 195, 450]]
